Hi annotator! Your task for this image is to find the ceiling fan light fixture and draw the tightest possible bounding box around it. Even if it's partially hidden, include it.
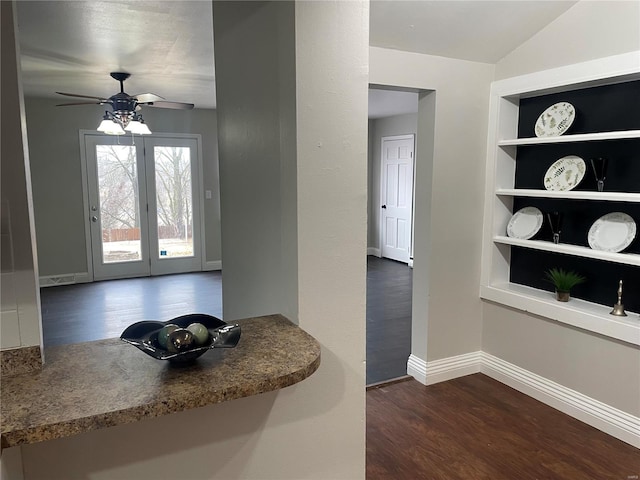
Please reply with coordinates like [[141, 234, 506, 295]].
[[125, 114, 152, 135], [97, 114, 125, 135]]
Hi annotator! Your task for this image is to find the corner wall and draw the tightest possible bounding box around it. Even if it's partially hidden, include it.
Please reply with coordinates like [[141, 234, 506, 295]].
[[1, 0, 42, 352], [495, 0, 640, 80]]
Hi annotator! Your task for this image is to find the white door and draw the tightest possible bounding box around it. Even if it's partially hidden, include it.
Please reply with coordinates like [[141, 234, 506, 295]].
[[381, 135, 414, 263], [144, 137, 202, 276], [84, 134, 202, 280]]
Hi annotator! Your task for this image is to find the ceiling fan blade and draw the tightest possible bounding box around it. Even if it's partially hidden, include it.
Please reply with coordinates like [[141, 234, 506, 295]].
[[142, 101, 194, 110], [56, 101, 105, 107], [56, 91, 109, 102], [133, 93, 165, 103]]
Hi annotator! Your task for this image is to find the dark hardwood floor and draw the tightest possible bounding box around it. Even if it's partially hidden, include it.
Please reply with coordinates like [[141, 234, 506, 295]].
[[366, 255, 412, 385], [367, 374, 640, 480], [40, 271, 222, 347]]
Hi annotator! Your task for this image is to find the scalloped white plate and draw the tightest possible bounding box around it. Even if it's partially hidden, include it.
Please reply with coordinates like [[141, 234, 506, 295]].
[[588, 212, 636, 253], [507, 206, 543, 240], [535, 102, 575, 137]]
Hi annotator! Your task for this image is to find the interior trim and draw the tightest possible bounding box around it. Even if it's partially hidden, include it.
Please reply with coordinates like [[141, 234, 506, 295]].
[[407, 350, 640, 448]]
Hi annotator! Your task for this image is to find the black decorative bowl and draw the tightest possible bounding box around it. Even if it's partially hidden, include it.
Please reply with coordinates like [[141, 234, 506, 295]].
[[120, 313, 241, 363]]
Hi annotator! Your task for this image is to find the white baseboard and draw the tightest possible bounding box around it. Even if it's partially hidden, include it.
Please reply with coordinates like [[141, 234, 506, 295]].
[[480, 352, 640, 448], [367, 247, 381, 257], [406, 351, 640, 448], [408, 351, 482, 386], [203, 260, 222, 271], [426, 351, 483, 385], [407, 354, 427, 384], [39, 272, 91, 287]]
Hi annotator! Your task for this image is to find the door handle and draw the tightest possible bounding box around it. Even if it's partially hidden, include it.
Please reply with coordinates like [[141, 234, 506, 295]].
[[91, 215, 98, 222], [381, 205, 387, 209]]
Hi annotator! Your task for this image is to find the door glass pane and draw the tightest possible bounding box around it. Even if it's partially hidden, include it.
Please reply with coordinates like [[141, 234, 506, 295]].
[[96, 145, 142, 263], [154, 146, 194, 258]]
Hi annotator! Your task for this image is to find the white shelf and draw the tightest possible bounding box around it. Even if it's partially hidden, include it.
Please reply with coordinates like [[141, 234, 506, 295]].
[[498, 130, 640, 146], [494, 235, 640, 266], [481, 283, 640, 346], [482, 54, 640, 346], [496, 189, 640, 203]]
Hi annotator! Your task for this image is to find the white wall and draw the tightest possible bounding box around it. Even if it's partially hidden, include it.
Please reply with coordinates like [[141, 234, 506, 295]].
[[485, 0, 640, 416], [24, 97, 222, 278], [1, 0, 42, 352], [495, 0, 640, 80], [370, 47, 494, 362], [368, 112, 418, 251], [19, 1, 368, 478]]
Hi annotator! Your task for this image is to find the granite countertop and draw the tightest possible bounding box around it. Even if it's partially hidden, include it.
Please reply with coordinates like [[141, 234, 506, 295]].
[[1, 314, 321, 449]]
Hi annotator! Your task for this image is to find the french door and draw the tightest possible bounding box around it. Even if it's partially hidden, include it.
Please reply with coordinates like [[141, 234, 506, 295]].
[[84, 134, 202, 280]]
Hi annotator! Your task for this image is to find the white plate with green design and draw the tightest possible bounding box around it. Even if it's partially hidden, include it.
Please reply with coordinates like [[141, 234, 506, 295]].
[[534, 102, 575, 137], [543, 155, 586, 191]]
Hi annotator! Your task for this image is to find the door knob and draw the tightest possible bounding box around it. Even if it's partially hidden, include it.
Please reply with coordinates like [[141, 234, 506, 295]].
[[381, 205, 387, 209], [91, 216, 98, 222]]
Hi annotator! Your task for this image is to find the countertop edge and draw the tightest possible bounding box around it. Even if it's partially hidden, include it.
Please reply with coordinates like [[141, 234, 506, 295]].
[[1, 315, 321, 449]]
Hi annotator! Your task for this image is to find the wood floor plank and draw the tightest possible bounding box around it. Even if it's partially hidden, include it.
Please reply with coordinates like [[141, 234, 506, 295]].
[[366, 256, 412, 384], [367, 374, 640, 479]]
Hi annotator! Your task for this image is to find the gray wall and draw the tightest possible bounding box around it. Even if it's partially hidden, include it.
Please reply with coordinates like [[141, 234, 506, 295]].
[[495, 0, 640, 80], [213, 1, 297, 321], [24, 97, 221, 277], [485, 0, 640, 416], [367, 112, 418, 251], [1, 0, 42, 351]]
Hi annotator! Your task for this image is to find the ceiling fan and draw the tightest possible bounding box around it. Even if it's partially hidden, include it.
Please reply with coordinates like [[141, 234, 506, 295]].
[[56, 72, 195, 135]]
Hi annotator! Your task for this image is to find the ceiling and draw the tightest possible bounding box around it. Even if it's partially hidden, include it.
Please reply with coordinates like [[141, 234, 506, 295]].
[[15, 1, 577, 114]]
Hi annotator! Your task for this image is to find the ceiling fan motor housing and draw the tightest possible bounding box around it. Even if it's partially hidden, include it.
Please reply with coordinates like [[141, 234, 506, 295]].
[[110, 92, 137, 120]]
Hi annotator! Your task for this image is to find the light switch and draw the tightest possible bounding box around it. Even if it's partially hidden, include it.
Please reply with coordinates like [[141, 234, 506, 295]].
[[205, 190, 212, 199]]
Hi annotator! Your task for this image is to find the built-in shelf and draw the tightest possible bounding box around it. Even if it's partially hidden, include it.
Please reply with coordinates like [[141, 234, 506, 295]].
[[498, 130, 640, 146], [481, 282, 640, 346], [494, 235, 640, 266], [482, 53, 640, 345], [495, 189, 640, 203]]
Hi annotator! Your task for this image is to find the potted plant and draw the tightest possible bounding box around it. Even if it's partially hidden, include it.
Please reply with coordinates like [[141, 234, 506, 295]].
[[544, 267, 586, 302]]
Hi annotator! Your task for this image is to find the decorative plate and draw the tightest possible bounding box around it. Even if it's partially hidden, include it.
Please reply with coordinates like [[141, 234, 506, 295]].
[[588, 212, 636, 253], [121, 313, 241, 363], [534, 102, 575, 137], [543, 155, 586, 191], [507, 206, 543, 240]]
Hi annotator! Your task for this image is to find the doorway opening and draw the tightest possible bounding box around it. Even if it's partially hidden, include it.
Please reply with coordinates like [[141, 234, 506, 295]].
[[366, 86, 419, 385]]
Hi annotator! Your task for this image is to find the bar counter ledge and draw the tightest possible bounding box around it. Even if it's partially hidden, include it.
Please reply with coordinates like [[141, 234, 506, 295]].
[[1, 314, 321, 448]]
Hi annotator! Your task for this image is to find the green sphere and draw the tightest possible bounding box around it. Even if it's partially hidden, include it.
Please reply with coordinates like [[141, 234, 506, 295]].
[[157, 324, 179, 349], [187, 322, 210, 345]]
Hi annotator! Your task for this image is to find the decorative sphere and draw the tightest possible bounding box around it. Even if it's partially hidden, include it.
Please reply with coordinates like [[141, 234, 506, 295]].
[[187, 323, 210, 345], [167, 328, 196, 353], [157, 324, 179, 349]]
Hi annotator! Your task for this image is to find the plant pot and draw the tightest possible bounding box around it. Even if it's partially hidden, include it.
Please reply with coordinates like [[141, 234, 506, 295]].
[[555, 290, 570, 302]]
